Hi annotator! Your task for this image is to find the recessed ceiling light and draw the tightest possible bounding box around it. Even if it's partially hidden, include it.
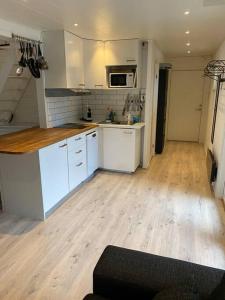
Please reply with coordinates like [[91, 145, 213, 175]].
[[74, 23, 78, 27], [187, 50, 191, 54], [186, 42, 191, 46], [184, 10, 190, 15], [185, 30, 190, 35]]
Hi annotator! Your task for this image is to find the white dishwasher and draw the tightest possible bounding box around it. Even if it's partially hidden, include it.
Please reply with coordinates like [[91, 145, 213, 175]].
[[86, 131, 99, 176]]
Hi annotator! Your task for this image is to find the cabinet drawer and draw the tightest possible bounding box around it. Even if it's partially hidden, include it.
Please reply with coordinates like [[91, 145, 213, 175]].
[[67, 134, 85, 151], [68, 144, 86, 165], [68, 161, 87, 191]]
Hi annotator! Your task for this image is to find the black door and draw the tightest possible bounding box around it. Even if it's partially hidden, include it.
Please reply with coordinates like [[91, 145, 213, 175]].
[[155, 69, 169, 154]]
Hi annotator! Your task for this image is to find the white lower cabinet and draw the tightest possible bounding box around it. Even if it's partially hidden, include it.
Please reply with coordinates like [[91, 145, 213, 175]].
[[101, 128, 141, 172], [0, 131, 95, 220], [39, 139, 69, 213], [67, 133, 87, 191]]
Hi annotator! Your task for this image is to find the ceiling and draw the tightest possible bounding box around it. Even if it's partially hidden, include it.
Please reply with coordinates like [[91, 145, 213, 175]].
[[1, 0, 225, 56]]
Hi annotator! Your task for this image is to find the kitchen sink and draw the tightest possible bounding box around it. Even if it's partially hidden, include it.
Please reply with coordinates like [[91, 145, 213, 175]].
[[98, 121, 128, 125], [55, 123, 89, 129]]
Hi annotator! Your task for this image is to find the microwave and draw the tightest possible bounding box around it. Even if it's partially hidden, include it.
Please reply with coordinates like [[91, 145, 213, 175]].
[[109, 72, 135, 88]]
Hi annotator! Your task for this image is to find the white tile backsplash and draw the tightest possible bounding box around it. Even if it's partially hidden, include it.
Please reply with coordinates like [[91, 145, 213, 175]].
[[46, 89, 145, 127], [46, 96, 82, 127], [82, 89, 145, 122]]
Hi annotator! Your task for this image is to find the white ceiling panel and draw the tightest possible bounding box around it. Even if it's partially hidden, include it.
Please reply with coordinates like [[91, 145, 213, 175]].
[[0, 0, 225, 56]]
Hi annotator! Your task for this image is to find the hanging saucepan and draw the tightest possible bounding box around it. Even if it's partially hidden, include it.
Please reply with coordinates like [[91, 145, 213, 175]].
[[27, 43, 40, 78], [37, 44, 48, 70]]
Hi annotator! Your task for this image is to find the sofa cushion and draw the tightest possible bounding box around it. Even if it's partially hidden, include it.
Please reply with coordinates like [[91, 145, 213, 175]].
[[93, 246, 224, 300], [209, 273, 225, 299], [153, 286, 200, 300]]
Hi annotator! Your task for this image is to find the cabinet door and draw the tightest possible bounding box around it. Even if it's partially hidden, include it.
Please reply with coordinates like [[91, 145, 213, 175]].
[[64, 31, 85, 89], [43, 31, 67, 88], [39, 139, 69, 213], [105, 40, 140, 66], [68, 161, 87, 191], [83, 40, 106, 89], [102, 128, 135, 172]]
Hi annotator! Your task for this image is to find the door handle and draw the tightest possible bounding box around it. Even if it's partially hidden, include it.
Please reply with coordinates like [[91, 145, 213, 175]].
[[59, 143, 67, 148], [75, 150, 82, 154], [76, 162, 83, 167]]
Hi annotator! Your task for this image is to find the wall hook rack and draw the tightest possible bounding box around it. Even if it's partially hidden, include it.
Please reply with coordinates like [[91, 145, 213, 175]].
[[204, 60, 225, 82], [12, 33, 42, 45], [204, 60, 225, 144]]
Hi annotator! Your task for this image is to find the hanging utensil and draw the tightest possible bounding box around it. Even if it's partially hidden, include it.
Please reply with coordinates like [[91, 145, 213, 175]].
[[27, 43, 40, 78], [18, 41, 26, 68], [37, 43, 48, 70]]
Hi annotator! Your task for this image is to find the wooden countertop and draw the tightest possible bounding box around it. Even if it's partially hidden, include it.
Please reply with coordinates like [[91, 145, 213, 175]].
[[0, 125, 98, 154]]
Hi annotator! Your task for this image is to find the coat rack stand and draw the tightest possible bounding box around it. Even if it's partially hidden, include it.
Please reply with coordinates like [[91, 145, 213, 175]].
[[204, 60, 225, 143]]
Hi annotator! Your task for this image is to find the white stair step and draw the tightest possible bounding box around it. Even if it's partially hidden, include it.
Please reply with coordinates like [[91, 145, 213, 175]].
[[8, 76, 29, 80]]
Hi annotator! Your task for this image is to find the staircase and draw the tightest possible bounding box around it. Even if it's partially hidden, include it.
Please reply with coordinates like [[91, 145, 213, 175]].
[[0, 44, 31, 119]]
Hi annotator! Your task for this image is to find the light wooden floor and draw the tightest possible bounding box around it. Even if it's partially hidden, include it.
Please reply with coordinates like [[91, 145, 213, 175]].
[[0, 141, 225, 300]]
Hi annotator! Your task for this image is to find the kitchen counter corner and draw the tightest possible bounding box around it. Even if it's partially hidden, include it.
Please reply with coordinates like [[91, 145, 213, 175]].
[[0, 125, 98, 154]]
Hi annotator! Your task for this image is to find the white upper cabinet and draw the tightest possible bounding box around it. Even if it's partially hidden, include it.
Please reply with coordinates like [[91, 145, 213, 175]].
[[43, 31, 84, 89], [43, 30, 143, 89], [83, 40, 106, 89], [64, 31, 85, 89], [105, 39, 141, 66]]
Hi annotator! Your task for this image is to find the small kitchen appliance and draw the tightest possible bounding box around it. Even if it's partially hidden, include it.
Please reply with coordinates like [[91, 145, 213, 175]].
[[83, 105, 93, 122], [109, 72, 135, 88]]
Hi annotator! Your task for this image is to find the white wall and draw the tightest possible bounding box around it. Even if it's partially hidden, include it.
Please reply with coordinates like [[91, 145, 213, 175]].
[[0, 18, 40, 41], [166, 56, 211, 144], [143, 40, 164, 168], [13, 78, 39, 124], [205, 40, 225, 198]]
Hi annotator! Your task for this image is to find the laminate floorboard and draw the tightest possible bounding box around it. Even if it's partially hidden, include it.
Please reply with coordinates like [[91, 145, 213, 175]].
[[0, 141, 224, 299]]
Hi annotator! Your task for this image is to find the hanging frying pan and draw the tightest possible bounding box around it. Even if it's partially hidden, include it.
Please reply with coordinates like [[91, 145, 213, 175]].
[[27, 43, 40, 78]]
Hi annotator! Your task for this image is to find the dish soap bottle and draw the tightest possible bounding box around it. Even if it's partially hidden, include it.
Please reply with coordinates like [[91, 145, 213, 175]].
[[128, 113, 133, 125]]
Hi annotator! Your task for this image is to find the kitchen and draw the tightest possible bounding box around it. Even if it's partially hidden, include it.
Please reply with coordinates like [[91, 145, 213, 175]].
[[2, 2, 225, 300], [0, 31, 148, 220]]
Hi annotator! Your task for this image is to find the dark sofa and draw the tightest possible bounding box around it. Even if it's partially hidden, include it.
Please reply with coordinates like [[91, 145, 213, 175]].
[[83, 245, 225, 300]]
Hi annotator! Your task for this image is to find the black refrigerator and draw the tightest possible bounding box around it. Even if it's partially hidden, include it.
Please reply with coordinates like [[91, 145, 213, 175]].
[[155, 69, 169, 154]]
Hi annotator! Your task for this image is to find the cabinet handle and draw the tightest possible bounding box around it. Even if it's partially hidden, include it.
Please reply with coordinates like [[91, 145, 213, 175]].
[[59, 143, 67, 148], [76, 162, 83, 167], [75, 150, 82, 154], [126, 59, 136, 62], [75, 137, 82, 141], [79, 83, 85, 87], [123, 131, 132, 135], [95, 84, 103, 87]]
